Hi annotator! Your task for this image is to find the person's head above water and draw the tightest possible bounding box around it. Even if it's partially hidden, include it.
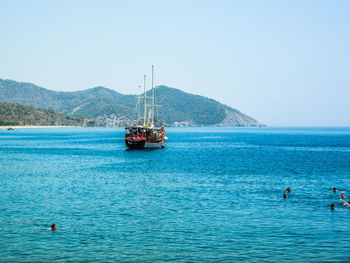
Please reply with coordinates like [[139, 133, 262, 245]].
[[331, 203, 335, 210], [333, 187, 337, 193], [283, 193, 287, 199], [50, 224, 57, 231], [286, 188, 291, 193], [341, 193, 346, 199]]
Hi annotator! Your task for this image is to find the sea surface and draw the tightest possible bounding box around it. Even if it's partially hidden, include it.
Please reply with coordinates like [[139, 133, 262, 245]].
[[0, 127, 350, 262]]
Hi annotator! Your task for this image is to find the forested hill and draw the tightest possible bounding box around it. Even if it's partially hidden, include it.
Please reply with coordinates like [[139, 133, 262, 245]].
[[0, 78, 262, 126], [0, 102, 95, 126], [152, 86, 260, 126]]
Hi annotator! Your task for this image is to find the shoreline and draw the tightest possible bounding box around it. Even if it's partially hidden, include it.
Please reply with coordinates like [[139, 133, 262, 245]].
[[0, 125, 79, 129]]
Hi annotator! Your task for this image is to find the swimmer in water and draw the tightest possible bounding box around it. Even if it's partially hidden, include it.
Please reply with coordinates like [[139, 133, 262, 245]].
[[333, 187, 337, 193], [50, 224, 57, 231], [283, 193, 288, 199], [340, 193, 346, 199], [331, 203, 335, 210], [285, 187, 291, 193]]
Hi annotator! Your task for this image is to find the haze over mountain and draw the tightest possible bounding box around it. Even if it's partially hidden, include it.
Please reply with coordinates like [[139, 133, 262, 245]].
[[0, 78, 261, 127]]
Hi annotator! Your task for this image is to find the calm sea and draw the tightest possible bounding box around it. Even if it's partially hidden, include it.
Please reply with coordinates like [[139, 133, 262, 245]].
[[0, 127, 350, 262]]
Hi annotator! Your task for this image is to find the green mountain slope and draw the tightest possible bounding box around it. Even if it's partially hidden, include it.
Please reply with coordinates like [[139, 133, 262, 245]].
[[0, 79, 132, 116], [152, 86, 259, 126], [0, 102, 95, 126], [0, 78, 262, 126]]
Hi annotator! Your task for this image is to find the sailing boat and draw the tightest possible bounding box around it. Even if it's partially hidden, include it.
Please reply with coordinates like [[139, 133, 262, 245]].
[[125, 66, 168, 149]]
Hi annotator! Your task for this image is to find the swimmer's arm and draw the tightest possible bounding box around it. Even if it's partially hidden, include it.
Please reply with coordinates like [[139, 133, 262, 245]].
[[341, 199, 350, 206]]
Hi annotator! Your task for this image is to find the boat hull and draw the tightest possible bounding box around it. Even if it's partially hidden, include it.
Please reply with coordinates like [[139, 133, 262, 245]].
[[125, 139, 145, 149], [125, 139, 165, 149]]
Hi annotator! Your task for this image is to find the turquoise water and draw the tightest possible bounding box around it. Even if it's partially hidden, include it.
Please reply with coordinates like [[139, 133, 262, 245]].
[[1, 127, 350, 262]]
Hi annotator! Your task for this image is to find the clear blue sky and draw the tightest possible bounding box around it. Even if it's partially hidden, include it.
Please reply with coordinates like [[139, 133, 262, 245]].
[[1, 0, 349, 126]]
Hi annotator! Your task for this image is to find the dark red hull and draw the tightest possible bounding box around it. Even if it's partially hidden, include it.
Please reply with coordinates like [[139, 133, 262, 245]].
[[125, 139, 145, 149]]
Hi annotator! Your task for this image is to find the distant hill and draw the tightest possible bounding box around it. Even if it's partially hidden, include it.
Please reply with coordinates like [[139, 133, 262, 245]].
[[0, 102, 95, 126], [0, 78, 262, 126], [152, 86, 260, 126]]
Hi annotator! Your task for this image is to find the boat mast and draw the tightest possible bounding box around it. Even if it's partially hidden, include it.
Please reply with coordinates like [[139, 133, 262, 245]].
[[143, 75, 147, 126], [135, 85, 142, 122], [151, 65, 154, 128]]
